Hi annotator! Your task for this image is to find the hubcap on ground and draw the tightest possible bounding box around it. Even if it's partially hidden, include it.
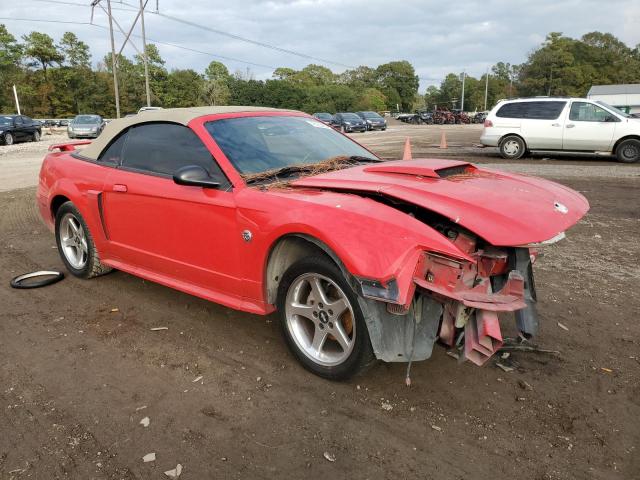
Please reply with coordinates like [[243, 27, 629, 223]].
[[59, 213, 88, 269], [285, 273, 355, 366], [503, 139, 520, 156]]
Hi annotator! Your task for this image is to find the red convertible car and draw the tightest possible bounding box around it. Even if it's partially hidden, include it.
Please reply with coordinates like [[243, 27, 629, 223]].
[[37, 107, 589, 380]]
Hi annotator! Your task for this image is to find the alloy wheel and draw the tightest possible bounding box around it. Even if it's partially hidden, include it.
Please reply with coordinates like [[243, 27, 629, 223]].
[[59, 213, 88, 269], [284, 273, 356, 367]]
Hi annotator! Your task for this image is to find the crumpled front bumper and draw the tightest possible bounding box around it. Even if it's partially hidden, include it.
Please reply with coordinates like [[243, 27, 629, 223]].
[[412, 247, 537, 366]]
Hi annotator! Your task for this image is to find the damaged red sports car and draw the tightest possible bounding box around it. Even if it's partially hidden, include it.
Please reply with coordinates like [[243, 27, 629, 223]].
[[37, 107, 589, 380]]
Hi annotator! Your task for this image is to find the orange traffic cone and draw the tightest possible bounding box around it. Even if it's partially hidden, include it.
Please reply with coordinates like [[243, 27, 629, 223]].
[[439, 131, 448, 149], [402, 137, 413, 160]]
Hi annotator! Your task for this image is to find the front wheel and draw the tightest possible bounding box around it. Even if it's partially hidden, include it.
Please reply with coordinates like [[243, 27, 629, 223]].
[[615, 139, 640, 163], [3, 132, 14, 145], [499, 135, 526, 159], [277, 256, 374, 380], [55, 202, 112, 279], [32, 130, 40, 142]]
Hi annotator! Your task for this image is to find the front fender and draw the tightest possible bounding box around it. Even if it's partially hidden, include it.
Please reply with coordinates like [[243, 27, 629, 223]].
[[236, 187, 471, 306]]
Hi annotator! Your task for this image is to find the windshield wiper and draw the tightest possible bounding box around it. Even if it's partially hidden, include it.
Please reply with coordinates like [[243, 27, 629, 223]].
[[349, 155, 380, 163]]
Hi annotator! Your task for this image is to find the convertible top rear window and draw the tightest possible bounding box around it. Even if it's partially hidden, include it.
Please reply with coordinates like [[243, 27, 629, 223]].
[[204, 116, 376, 175]]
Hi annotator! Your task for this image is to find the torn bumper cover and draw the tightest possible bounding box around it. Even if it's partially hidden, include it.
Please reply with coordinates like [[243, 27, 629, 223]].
[[414, 248, 537, 366], [358, 247, 538, 366]]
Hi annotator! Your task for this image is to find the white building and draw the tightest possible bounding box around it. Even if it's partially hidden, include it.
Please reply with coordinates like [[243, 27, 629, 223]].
[[587, 84, 640, 114]]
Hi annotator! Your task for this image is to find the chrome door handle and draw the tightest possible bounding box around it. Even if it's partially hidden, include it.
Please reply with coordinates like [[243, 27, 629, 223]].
[[551, 123, 561, 127], [566, 124, 575, 129]]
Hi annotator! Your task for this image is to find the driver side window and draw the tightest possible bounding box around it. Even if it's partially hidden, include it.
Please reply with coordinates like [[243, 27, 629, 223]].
[[569, 102, 613, 122], [120, 122, 229, 188]]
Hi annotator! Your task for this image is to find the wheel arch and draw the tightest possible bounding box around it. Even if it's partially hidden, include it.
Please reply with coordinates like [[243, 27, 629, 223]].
[[264, 233, 355, 306], [612, 135, 640, 153], [498, 132, 527, 148], [50, 194, 72, 219]]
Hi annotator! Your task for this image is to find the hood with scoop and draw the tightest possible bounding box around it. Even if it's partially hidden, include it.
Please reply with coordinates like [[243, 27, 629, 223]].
[[291, 158, 589, 246]]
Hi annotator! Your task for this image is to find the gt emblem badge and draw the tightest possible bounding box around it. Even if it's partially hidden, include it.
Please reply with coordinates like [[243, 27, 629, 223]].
[[554, 201, 568, 214], [242, 230, 253, 242]]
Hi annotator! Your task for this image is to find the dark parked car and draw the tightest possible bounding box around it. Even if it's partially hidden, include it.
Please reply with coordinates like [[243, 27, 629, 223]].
[[313, 112, 334, 125], [331, 112, 367, 133], [0, 114, 42, 145], [356, 111, 387, 130], [68, 114, 105, 139]]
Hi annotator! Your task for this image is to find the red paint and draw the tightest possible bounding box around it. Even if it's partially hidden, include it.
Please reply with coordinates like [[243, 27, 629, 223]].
[[37, 111, 588, 317]]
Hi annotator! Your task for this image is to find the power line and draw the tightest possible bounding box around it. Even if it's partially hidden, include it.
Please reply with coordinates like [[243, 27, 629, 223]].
[[0, 16, 93, 25], [0, 16, 277, 70], [119, 1, 357, 69], [31, 0, 138, 11]]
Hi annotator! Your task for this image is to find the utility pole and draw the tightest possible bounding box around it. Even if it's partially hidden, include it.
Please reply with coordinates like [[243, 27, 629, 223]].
[[12, 85, 21, 115], [104, 0, 121, 118], [484, 67, 489, 111], [92, 0, 155, 116], [460, 71, 465, 112], [139, 0, 151, 107]]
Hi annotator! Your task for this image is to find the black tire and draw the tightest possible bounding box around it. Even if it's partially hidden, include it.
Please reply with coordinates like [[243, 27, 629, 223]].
[[3, 132, 14, 145], [55, 201, 113, 279], [276, 256, 375, 381], [615, 138, 640, 163], [499, 135, 526, 160], [32, 130, 40, 142]]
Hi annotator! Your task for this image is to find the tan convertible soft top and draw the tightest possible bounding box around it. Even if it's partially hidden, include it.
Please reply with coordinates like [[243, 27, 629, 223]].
[[79, 106, 295, 160]]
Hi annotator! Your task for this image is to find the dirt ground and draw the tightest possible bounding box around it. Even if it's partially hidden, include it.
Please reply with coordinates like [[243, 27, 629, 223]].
[[1, 122, 639, 479]]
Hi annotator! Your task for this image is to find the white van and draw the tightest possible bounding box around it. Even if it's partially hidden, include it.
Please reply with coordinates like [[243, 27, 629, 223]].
[[480, 97, 640, 162]]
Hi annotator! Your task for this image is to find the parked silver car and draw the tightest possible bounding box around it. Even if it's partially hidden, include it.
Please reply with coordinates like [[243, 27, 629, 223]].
[[68, 115, 105, 139]]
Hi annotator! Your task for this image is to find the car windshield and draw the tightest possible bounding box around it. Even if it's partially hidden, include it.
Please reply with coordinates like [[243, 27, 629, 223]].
[[205, 116, 378, 175], [0, 116, 13, 126], [362, 112, 382, 119], [595, 101, 630, 118], [74, 115, 100, 124], [340, 113, 361, 121]]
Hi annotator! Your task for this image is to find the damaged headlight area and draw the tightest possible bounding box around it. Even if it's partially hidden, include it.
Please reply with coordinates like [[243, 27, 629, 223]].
[[360, 237, 540, 370]]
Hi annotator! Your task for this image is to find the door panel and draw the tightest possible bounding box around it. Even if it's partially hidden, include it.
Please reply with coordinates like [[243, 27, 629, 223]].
[[102, 169, 243, 298], [521, 119, 564, 149], [562, 102, 616, 151]]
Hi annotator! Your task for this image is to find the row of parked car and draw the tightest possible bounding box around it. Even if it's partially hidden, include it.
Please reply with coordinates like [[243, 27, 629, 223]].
[[0, 114, 108, 146], [397, 109, 488, 125], [312, 111, 388, 133]]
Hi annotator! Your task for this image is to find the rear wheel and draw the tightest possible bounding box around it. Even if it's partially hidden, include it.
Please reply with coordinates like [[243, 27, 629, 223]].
[[615, 139, 640, 163], [499, 135, 526, 159], [32, 130, 40, 142], [277, 256, 374, 380], [55, 202, 112, 279], [3, 132, 14, 145]]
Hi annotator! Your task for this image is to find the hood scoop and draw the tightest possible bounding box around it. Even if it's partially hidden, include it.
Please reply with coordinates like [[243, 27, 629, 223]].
[[364, 159, 474, 179]]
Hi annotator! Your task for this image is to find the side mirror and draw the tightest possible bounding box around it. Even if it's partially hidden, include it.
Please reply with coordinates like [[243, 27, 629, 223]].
[[173, 165, 221, 189], [604, 115, 617, 122]]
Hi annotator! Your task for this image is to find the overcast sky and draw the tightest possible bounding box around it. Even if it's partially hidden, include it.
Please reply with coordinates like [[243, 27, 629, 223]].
[[3, 0, 640, 90]]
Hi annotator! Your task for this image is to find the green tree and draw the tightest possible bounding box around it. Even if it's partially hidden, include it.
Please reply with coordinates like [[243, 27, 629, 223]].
[[163, 69, 205, 107], [22, 32, 64, 115], [0, 24, 23, 112], [22, 31, 64, 77], [58, 32, 90, 68], [375, 61, 419, 111], [353, 87, 386, 112]]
